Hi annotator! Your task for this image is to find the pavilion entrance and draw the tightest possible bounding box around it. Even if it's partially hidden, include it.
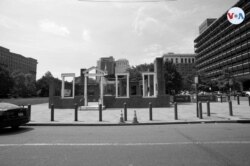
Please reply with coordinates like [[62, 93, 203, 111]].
[[81, 67, 107, 110]]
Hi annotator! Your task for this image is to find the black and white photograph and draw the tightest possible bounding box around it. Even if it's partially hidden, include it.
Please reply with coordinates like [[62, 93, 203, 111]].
[[0, 0, 250, 165]]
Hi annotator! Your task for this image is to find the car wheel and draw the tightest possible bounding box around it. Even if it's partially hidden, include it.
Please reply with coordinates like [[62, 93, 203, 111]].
[[11, 125, 20, 129]]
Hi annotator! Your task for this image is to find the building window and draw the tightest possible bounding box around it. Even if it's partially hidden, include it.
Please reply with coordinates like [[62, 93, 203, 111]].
[[181, 58, 183, 63], [176, 58, 178, 63], [188, 58, 191, 63], [192, 58, 195, 63], [171, 58, 173, 63], [185, 58, 187, 63]]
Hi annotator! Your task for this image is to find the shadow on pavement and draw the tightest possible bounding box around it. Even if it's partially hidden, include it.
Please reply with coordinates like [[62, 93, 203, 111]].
[[0, 127, 34, 136]]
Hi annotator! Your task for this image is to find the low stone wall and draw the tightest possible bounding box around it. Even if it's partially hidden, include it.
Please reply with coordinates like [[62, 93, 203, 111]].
[[197, 95, 217, 102], [103, 95, 170, 108], [49, 96, 84, 109], [174, 95, 191, 102]]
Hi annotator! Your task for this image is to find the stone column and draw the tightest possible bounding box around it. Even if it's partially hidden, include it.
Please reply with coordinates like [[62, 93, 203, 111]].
[[61, 76, 65, 98], [84, 75, 87, 106], [115, 75, 118, 97], [126, 74, 129, 97], [100, 76, 103, 105]]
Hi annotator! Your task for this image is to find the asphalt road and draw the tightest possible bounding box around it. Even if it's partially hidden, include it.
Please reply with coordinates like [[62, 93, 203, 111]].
[[1, 124, 250, 166]]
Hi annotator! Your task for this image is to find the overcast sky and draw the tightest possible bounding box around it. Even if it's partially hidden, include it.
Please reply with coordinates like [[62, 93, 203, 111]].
[[0, 0, 238, 79]]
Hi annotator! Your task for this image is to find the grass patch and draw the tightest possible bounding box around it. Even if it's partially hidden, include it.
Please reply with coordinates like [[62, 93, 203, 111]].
[[0, 97, 48, 106]]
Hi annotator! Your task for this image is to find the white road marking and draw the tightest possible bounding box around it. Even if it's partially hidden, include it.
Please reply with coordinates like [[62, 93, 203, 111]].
[[1, 141, 250, 147]]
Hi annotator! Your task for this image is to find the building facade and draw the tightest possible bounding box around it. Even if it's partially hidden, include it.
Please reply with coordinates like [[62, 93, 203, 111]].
[[162, 52, 196, 78], [199, 18, 217, 34], [0, 46, 38, 79], [96, 56, 115, 75], [115, 59, 130, 73], [194, 0, 250, 91]]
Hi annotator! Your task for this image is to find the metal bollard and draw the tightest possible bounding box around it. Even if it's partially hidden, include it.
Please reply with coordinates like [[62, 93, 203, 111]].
[[74, 103, 78, 121], [149, 102, 153, 121], [51, 104, 54, 121], [199, 102, 203, 119], [124, 102, 127, 121], [174, 102, 178, 120], [229, 100, 233, 116], [99, 104, 102, 122], [237, 95, 240, 105], [28, 104, 31, 112], [206, 101, 210, 117], [248, 96, 250, 106], [227, 95, 230, 102], [27, 104, 31, 120], [196, 102, 199, 118]]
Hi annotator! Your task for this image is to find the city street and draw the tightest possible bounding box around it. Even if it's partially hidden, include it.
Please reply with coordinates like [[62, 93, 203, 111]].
[[1, 124, 250, 166]]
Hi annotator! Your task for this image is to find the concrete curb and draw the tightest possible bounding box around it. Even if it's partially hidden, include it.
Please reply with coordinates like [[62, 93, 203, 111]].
[[24, 119, 250, 126]]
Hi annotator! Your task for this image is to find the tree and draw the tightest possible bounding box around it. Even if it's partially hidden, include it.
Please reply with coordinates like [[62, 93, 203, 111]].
[[163, 61, 182, 94], [184, 68, 197, 91], [127, 63, 154, 81], [10, 70, 36, 97], [0, 66, 13, 98], [36, 71, 62, 97], [36, 71, 54, 97], [214, 68, 240, 93]]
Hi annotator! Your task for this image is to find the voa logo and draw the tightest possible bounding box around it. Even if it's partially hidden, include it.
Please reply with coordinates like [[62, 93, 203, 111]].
[[227, 7, 245, 25]]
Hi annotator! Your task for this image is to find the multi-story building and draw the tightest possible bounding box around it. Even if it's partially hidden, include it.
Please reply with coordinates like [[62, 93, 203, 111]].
[[115, 59, 130, 73], [194, 0, 250, 91], [0, 46, 38, 79], [199, 18, 217, 35], [96, 56, 115, 75], [163, 52, 196, 77]]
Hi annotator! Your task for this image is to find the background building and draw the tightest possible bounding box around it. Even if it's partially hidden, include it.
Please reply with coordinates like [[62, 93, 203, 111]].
[[96, 56, 115, 76], [0, 46, 38, 79], [199, 18, 217, 34], [163, 52, 196, 77], [194, 0, 250, 91], [115, 59, 130, 73]]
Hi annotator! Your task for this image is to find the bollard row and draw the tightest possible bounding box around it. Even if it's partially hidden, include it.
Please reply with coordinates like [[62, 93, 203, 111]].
[[48, 100, 238, 122]]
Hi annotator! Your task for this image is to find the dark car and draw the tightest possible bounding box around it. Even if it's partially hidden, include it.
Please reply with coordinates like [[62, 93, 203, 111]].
[[0, 103, 30, 129]]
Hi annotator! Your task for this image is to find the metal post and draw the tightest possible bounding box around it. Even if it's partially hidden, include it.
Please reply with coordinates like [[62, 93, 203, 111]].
[[149, 102, 152, 121], [227, 95, 230, 102], [99, 104, 102, 122], [124, 102, 127, 121], [237, 95, 240, 105], [220, 95, 223, 103], [75, 103, 78, 121], [174, 102, 178, 120], [27, 104, 31, 120], [199, 102, 203, 119], [28, 104, 31, 112], [206, 101, 210, 117], [229, 100, 233, 116], [51, 104, 54, 121]]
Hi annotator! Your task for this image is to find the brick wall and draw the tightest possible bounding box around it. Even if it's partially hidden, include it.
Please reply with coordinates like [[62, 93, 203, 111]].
[[103, 95, 170, 108], [49, 96, 84, 109]]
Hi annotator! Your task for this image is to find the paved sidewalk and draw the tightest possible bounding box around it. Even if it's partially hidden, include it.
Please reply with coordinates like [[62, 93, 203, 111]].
[[27, 100, 250, 125]]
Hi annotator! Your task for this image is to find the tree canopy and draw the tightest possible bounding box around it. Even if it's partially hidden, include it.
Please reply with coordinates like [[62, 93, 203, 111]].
[[163, 61, 183, 94], [0, 66, 13, 98]]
